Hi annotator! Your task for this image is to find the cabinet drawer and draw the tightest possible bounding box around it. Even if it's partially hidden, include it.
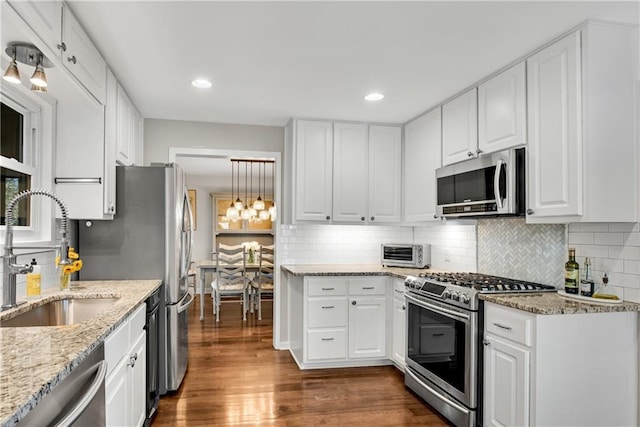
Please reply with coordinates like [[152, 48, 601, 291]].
[[307, 329, 347, 360], [307, 278, 347, 296], [349, 277, 386, 295], [105, 320, 128, 377], [393, 279, 406, 299], [307, 298, 347, 328], [129, 304, 146, 335], [485, 304, 533, 346]]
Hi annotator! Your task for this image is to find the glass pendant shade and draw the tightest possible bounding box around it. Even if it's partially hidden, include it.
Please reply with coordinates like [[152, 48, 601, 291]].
[[226, 206, 239, 220], [259, 210, 270, 220], [3, 59, 21, 84], [30, 84, 47, 93], [241, 208, 251, 220], [248, 207, 257, 218], [269, 205, 277, 221], [253, 197, 265, 210], [234, 198, 244, 210], [29, 64, 47, 87]]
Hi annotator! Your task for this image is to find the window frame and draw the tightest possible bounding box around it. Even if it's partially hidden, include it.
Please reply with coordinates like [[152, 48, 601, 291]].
[[0, 83, 55, 245]]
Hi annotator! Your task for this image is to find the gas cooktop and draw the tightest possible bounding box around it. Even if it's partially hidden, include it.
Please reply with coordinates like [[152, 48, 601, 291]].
[[404, 272, 557, 311]]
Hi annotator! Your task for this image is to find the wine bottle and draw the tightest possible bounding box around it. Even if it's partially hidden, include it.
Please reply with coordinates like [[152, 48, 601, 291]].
[[580, 257, 594, 297], [564, 248, 579, 294]]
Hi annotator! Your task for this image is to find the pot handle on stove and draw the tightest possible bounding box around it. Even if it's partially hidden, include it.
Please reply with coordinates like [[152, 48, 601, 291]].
[[494, 158, 505, 210]]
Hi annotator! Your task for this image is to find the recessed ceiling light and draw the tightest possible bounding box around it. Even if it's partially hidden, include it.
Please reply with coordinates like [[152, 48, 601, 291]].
[[191, 79, 212, 89], [364, 92, 384, 102]]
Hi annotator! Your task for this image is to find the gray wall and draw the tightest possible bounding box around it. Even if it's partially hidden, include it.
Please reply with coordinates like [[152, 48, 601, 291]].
[[143, 118, 284, 164]]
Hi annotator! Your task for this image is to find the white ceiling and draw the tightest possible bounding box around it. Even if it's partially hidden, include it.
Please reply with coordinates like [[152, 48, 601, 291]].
[[68, 1, 639, 128]]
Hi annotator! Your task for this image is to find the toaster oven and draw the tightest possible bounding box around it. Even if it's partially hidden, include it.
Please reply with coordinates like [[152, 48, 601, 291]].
[[381, 243, 430, 268]]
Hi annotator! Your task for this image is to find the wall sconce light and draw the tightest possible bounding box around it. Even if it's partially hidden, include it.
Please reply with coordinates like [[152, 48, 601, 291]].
[[3, 43, 53, 92]]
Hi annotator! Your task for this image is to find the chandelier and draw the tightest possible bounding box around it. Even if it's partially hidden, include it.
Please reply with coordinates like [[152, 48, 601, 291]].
[[226, 159, 275, 223]]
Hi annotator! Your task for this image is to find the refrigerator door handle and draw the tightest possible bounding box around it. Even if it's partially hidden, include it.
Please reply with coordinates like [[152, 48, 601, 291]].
[[177, 291, 195, 314], [180, 188, 194, 280]]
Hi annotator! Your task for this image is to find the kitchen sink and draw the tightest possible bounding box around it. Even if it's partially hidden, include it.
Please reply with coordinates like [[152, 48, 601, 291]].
[[0, 297, 119, 327]]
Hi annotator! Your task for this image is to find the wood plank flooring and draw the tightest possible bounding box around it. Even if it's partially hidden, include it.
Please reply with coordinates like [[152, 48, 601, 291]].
[[152, 296, 451, 426]]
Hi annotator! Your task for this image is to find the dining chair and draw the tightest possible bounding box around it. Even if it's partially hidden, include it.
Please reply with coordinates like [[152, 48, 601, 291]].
[[211, 243, 248, 322], [250, 244, 274, 320]]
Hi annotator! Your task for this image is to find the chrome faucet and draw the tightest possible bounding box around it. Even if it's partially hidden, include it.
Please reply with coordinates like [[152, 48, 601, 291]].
[[2, 189, 72, 310]]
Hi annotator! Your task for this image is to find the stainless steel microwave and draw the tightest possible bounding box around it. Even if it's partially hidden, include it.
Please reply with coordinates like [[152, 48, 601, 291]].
[[381, 243, 431, 268], [436, 147, 525, 218]]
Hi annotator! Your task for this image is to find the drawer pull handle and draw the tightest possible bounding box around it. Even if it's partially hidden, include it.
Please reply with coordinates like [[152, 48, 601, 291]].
[[493, 323, 512, 331], [433, 333, 445, 337], [321, 337, 334, 341], [395, 289, 404, 294], [321, 287, 335, 291], [321, 306, 334, 309], [362, 286, 375, 290]]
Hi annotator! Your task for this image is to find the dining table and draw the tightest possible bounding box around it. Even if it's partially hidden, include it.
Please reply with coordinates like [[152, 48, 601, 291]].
[[195, 259, 261, 320]]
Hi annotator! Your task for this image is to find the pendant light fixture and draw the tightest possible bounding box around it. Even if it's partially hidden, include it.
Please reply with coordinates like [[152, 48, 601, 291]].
[[226, 161, 240, 220], [3, 43, 52, 91], [269, 162, 277, 221], [233, 160, 244, 211], [253, 162, 265, 211], [241, 161, 251, 220]]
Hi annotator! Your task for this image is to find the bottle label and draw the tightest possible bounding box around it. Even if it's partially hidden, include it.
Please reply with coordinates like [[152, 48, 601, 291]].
[[565, 269, 579, 293], [580, 280, 594, 297], [26, 273, 41, 297]]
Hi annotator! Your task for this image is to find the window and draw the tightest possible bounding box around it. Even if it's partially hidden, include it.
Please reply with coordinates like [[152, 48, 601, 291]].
[[0, 84, 53, 244]]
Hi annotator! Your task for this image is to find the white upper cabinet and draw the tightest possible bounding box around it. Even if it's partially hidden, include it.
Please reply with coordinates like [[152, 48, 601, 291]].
[[442, 88, 478, 166], [526, 22, 638, 223], [403, 108, 442, 222], [368, 125, 402, 223], [333, 123, 368, 222], [116, 84, 144, 166], [294, 120, 334, 222], [478, 62, 526, 154], [61, 4, 106, 104], [7, 0, 61, 55], [526, 32, 582, 219]]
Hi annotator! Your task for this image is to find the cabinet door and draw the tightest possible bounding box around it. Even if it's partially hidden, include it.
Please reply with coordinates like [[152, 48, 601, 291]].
[[478, 62, 526, 154], [61, 5, 106, 104], [392, 296, 406, 368], [526, 32, 582, 218], [403, 108, 441, 222], [295, 120, 333, 222], [116, 84, 133, 165], [348, 296, 386, 359], [104, 68, 117, 216], [7, 0, 61, 55], [333, 122, 368, 222], [105, 356, 129, 427], [484, 335, 530, 427], [131, 107, 144, 166], [130, 331, 147, 427], [368, 125, 402, 223], [442, 88, 478, 166]]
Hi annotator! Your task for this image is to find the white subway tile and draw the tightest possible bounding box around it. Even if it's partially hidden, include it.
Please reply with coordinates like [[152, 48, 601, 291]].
[[575, 245, 609, 258], [623, 233, 640, 247], [569, 223, 609, 232], [622, 288, 640, 303], [568, 232, 594, 245], [594, 233, 624, 246], [624, 260, 640, 275], [608, 223, 640, 232], [609, 246, 640, 260], [595, 258, 625, 273]]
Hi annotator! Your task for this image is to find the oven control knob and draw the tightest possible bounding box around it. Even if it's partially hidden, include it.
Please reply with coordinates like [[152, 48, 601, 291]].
[[441, 290, 451, 300], [451, 291, 460, 301], [460, 294, 470, 304]]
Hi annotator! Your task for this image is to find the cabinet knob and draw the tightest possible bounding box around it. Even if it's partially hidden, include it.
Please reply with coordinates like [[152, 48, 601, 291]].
[[482, 339, 490, 346], [67, 55, 77, 64], [325, 215, 331, 221], [361, 216, 365, 221], [351, 300, 357, 305], [526, 209, 534, 215], [57, 42, 66, 52], [433, 214, 437, 219], [401, 305, 406, 311], [467, 151, 474, 157], [476, 149, 483, 155], [370, 216, 375, 221]]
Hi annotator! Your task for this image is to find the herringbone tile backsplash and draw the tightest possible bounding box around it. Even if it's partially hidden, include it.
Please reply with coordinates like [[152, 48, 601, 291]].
[[478, 218, 566, 287]]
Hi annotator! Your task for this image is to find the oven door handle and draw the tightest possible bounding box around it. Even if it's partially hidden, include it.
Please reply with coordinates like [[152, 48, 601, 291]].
[[494, 158, 505, 210], [405, 293, 470, 321]]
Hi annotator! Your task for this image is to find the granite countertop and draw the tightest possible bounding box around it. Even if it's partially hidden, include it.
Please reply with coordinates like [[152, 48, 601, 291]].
[[0, 279, 162, 427], [480, 292, 640, 315], [281, 264, 440, 279]]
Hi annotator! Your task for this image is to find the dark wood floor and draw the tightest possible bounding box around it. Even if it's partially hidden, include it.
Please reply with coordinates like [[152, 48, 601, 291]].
[[152, 296, 451, 426]]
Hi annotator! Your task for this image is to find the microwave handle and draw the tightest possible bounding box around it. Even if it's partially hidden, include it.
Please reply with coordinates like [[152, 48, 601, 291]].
[[494, 159, 505, 209]]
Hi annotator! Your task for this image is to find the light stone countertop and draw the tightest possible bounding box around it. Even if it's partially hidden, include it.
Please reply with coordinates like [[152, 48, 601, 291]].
[[280, 264, 439, 278], [480, 292, 640, 315], [0, 279, 162, 427]]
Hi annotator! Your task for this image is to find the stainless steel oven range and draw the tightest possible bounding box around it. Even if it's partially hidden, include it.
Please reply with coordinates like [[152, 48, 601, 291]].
[[404, 272, 556, 427]]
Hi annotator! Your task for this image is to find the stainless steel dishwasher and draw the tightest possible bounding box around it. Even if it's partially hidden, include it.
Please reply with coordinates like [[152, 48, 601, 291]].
[[19, 343, 106, 426]]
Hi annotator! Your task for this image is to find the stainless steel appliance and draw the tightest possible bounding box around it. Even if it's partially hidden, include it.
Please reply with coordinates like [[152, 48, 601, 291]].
[[145, 287, 161, 426], [436, 147, 525, 218], [381, 243, 430, 268], [78, 164, 194, 396], [19, 343, 106, 426], [404, 272, 556, 427]]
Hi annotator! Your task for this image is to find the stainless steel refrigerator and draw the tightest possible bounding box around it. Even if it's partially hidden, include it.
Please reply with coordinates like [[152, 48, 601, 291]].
[[78, 164, 194, 396]]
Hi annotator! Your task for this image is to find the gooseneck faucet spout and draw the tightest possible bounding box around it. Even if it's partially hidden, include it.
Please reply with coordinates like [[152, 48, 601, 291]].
[[2, 189, 71, 310]]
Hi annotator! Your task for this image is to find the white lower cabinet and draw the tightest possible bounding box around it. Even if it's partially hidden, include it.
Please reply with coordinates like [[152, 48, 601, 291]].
[[303, 276, 389, 367], [391, 279, 406, 370], [483, 302, 637, 427], [105, 304, 146, 427]]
